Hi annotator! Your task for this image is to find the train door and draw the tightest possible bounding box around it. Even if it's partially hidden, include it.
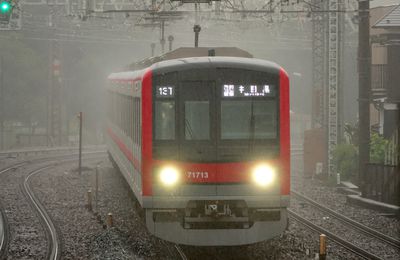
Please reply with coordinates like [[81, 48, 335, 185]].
[[178, 79, 217, 163]]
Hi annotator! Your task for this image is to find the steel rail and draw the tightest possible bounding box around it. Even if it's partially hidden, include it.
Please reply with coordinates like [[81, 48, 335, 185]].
[[0, 162, 28, 258], [288, 209, 382, 260], [175, 245, 188, 260], [0, 201, 8, 259], [291, 190, 400, 250], [24, 165, 61, 260], [0, 145, 105, 158], [0, 149, 106, 259], [22, 153, 106, 260]]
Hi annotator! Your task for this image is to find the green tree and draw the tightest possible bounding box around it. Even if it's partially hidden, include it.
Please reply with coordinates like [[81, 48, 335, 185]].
[[333, 143, 358, 180]]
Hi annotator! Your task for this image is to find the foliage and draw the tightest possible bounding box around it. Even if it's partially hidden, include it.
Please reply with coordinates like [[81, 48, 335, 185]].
[[344, 122, 359, 146], [333, 143, 358, 181], [370, 132, 388, 163]]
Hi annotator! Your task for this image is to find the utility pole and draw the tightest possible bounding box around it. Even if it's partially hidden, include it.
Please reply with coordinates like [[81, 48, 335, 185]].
[[194, 25, 201, 47], [168, 35, 174, 51], [150, 43, 156, 56], [47, 9, 62, 147], [0, 56, 4, 150], [50, 40, 62, 146], [358, 0, 370, 194], [160, 20, 165, 54], [193, 2, 201, 48], [78, 112, 82, 175]]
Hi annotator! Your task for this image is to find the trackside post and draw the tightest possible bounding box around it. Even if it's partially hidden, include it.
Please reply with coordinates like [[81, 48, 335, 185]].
[[78, 112, 82, 175], [107, 213, 113, 228], [87, 189, 92, 211], [319, 234, 327, 259]]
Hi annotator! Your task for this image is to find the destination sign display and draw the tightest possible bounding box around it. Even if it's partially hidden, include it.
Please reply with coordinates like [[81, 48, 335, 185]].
[[156, 86, 175, 98], [222, 84, 276, 97]]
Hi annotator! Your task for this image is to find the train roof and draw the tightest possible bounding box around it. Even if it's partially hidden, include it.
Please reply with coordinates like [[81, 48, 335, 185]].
[[108, 47, 283, 81], [108, 56, 282, 81], [127, 47, 253, 70], [150, 56, 281, 75]]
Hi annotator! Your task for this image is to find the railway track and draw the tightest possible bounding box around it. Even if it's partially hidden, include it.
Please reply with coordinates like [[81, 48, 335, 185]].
[[23, 165, 62, 260], [0, 201, 8, 259], [175, 244, 188, 260], [291, 190, 400, 250], [0, 148, 105, 259], [288, 209, 382, 260], [0, 163, 28, 258]]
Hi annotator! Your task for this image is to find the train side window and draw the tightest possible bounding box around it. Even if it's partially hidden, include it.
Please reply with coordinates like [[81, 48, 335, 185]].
[[155, 101, 175, 140]]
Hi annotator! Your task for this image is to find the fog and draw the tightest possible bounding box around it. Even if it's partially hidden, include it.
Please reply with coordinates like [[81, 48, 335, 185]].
[[0, 1, 360, 148]]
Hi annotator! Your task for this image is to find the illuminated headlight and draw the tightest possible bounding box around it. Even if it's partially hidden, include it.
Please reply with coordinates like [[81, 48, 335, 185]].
[[159, 166, 180, 187], [252, 164, 276, 187]]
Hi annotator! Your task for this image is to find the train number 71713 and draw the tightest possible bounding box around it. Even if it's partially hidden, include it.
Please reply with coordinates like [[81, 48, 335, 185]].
[[187, 171, 209, 179]]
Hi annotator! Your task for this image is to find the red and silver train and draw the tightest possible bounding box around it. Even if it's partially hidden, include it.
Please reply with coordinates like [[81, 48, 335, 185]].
[[106, 48, 290, 246]]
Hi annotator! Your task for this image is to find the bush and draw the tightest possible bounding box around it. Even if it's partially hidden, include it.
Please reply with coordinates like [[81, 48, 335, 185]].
[[333, 143, 358, 181], [370, 132, 388, 163]]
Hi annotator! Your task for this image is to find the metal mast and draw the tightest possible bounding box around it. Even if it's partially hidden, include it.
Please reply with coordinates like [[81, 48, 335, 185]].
[[311, 0, 327, 129], [327, 0, 343, 176]]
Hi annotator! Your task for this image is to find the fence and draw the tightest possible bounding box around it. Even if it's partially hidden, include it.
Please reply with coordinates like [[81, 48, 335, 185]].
[[371, 64, 388, 90], [364, 163, 400, 206]]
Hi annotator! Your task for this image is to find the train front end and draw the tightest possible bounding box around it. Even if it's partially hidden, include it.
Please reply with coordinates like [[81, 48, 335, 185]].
[[141, 57, 290, 246]]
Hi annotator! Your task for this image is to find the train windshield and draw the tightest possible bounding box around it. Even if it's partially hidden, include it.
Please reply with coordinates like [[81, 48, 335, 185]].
[[221, 100, 277, 140], [155, 101, 175, 140], [153, 68, 279, 162]]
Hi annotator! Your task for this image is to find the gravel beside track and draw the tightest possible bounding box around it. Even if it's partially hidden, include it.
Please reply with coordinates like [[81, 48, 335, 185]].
[[291, 176, 400, 259], [292, 176, 399, 240], [29, 160, 182, 259], [0, 163, 49, 259], [2, 151, 398, 259], [18, 158, 334, 259]]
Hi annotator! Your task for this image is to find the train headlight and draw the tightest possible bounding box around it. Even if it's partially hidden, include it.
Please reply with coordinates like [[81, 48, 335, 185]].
[[159, 166, 180, 187], [252, 164, 276, 187]]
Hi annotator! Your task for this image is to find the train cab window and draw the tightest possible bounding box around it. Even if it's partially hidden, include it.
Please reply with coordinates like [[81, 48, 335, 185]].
[[185, 101, 210, 140], [155, 101, 175, 140], [221, 100, 277, 140]]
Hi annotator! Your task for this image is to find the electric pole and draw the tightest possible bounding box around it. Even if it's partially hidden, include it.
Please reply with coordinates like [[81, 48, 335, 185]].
[[78, 112, 82, 175], [160, 20, 165, 54], [358, 0, 371, 194], [0, 56, 4, 150], [168, 35, 174, 51], [194, 24, 201, 47], [151, 43, 156, 56]]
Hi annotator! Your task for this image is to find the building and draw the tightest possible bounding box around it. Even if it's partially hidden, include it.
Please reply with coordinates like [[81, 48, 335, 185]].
[[370, 4, 400, 141]]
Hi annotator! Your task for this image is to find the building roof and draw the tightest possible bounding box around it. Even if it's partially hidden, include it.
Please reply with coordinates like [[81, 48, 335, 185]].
[[373, 4, 400, 28]]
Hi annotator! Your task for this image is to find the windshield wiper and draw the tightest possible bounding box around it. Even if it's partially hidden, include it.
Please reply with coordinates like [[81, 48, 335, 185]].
[[248, 99, 256, 152], [185, 119, 195, 140]]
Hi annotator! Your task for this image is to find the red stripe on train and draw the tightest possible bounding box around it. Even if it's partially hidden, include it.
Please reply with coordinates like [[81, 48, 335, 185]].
[[106, 128, 140, 171], [142, 69, 153, 196], [279, 68, 290, 195]]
